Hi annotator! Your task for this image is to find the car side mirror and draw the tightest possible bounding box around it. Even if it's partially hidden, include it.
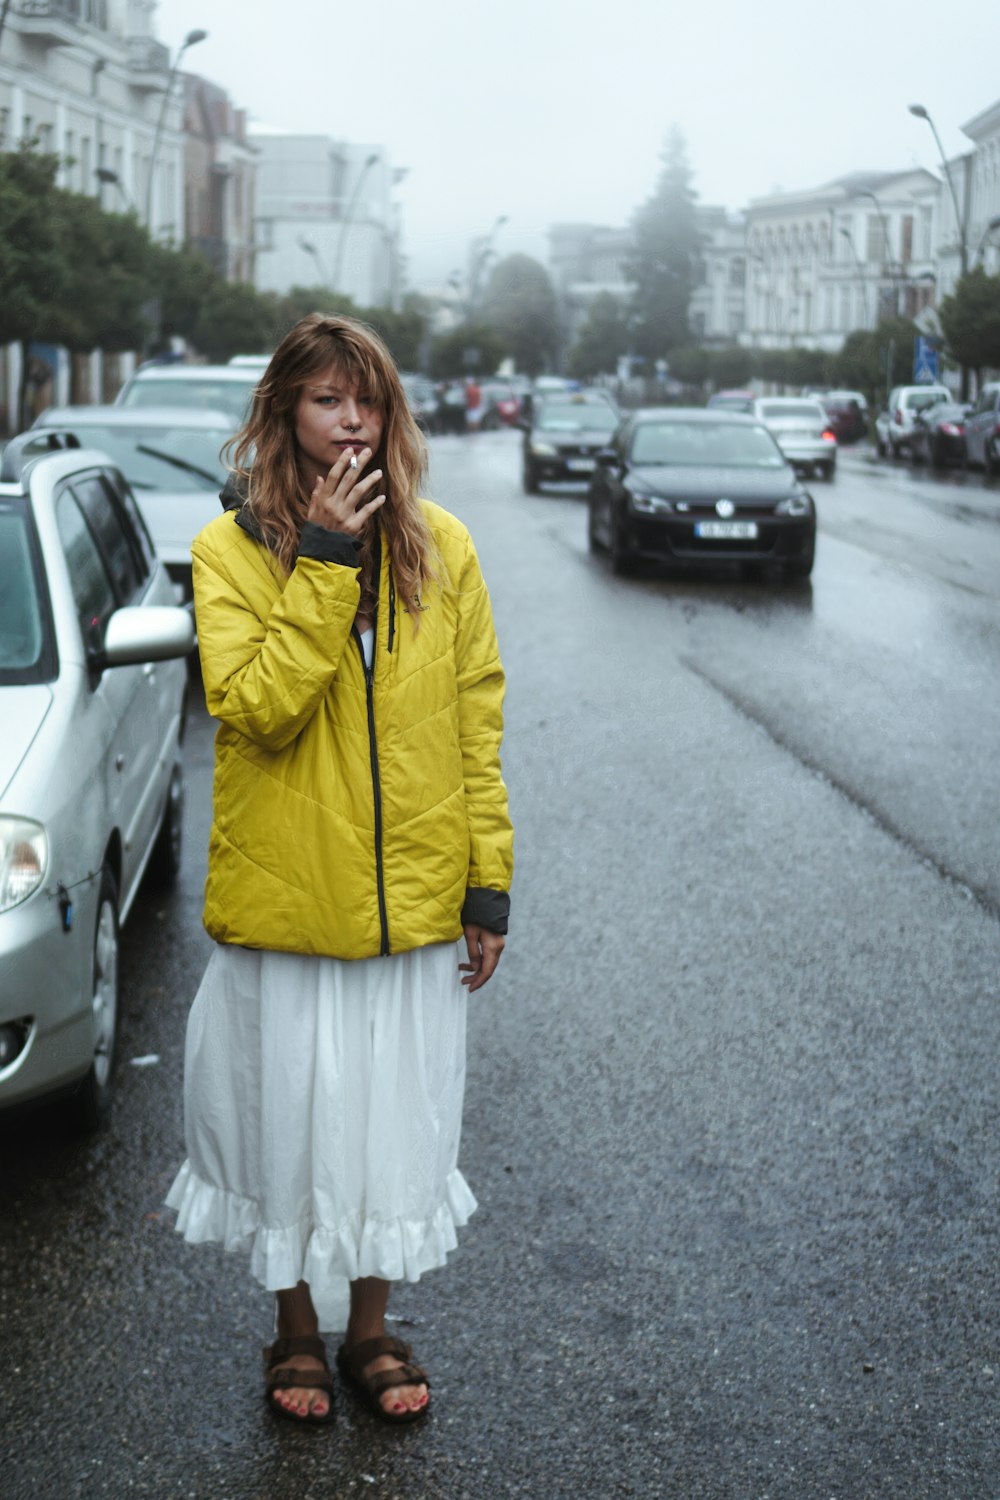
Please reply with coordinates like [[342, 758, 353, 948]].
[[90, 605, 195, 674]]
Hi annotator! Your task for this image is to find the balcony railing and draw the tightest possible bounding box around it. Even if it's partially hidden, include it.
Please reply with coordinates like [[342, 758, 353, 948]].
[[18, 0, 107, 23], [126, 35, 170, 75]]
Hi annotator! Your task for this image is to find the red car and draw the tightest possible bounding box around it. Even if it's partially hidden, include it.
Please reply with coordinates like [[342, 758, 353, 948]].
[[479, 381, 522, 428]]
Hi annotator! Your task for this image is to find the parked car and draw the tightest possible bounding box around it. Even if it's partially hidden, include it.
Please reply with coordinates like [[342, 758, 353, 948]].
[[908, 400, 969, 468], [522, 395, 621, 492], [707, 390, 756, 414], [876, 384, 952, 458], [399, 372, 442, 434], [478, 380, 522, 429], [963, 381, 1000, 475], [437, 381, 470, 434], [751, 396, 838, 480], [587, 408, 815, 581], [33, 406, 233, 602], [115, 363, 260, 428], [227, 354, 272, 372], [0, 430, 194, 1129], [819, 394, 867, 444]]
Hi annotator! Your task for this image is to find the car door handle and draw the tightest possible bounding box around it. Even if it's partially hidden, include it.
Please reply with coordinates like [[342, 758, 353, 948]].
[[115, 754, 125, 772], [143, 663, 156, 679]]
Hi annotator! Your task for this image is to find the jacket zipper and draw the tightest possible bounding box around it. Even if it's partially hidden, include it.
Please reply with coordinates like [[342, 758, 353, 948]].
[[353, 559, 390, 955], [387, 570, 396, 653]]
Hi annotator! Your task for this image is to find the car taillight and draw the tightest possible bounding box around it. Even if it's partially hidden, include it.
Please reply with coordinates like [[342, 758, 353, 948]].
[[941, 423, 962, 436], [821, 428, 836, 442], [894, 409, 903, 423]]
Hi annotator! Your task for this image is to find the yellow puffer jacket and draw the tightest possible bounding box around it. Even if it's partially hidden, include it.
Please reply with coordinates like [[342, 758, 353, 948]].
[[191, 497, 513, 960]]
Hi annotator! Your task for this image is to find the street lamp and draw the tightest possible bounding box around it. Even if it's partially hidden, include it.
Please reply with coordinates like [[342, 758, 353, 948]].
[[145, 27, 208, 230], [298, 235, 332, 288], [858, 187, 903, 316], [975, 214, 1000, 264], [95, 167, 136, 213], [908, 103, 968, 277], [332, 151, 380, 295], [839, 227, 870, 327]]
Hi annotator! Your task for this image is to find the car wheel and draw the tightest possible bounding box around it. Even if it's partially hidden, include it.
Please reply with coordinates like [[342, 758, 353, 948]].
[[930, 440, 945, 470], [65, 866, 120, 1134], [783, 543, 815, 582], [822, 461, 835, 481], [146, 763, 184, 889], [522, 459, 540, 495], [888, 438, 900, 459], [876, 436, 886, 457], [986, 444, 999, 480]]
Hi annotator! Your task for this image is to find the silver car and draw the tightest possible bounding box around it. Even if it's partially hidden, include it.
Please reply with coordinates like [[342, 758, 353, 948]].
[[751, 397, 838, 481], [0, 432, 194, 1129], [115, 362, 260, 427], [33, 406, 234, 602]]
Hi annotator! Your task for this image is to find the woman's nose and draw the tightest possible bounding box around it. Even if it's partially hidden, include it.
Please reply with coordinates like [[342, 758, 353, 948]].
[[341, 398, 362, 427]]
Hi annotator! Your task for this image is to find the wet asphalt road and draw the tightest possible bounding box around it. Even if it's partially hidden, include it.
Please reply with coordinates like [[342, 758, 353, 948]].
[[2, 432, 998, 1500]]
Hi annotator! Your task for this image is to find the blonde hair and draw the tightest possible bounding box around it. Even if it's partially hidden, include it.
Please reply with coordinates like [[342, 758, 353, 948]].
[[229, 312, 436, 622]]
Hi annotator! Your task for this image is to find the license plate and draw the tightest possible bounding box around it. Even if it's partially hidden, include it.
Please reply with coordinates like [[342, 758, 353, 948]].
[[695, 520, 758, 539], [566, 458, 595, 472]]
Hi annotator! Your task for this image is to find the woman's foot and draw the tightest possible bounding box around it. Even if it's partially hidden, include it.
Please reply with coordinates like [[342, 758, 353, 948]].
[[269, 1284, 333, 1421], [337, 1334, 430, 1421]]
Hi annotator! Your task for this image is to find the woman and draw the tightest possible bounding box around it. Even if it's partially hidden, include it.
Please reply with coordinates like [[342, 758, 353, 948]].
[[166, 313, 513, 1426]]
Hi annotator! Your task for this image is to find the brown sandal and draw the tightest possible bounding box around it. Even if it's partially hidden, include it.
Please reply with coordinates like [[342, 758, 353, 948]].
[[335, 1335, 431, 1425], [264, 1334, 336, 1424]]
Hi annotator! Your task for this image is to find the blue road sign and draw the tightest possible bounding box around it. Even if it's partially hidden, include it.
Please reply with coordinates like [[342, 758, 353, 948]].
[[913, 335, 940, 384]]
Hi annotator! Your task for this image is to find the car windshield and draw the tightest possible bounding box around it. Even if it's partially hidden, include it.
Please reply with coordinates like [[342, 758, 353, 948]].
[[708, 395, 753, 411], [630, 421, 785, 468], [120, 378, 254, 425], [759, 402, 824, 420], [537, 407, 618, 433], [0, 506, 50, 682], [51, 423, 232, 491], [909, 391, 947, 411]]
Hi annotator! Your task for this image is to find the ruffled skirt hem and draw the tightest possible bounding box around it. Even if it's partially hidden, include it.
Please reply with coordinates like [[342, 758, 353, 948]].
[[165, 1159, 477, 1329]]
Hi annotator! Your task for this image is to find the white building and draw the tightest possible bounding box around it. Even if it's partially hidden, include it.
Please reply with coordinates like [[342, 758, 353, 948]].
[[743, 170, 940, 351], [251, 131, 402, 310], [961, 99, 1000, 278]]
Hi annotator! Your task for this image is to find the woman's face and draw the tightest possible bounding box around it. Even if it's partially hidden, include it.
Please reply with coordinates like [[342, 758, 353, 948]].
[[294, 365, 385, 481]]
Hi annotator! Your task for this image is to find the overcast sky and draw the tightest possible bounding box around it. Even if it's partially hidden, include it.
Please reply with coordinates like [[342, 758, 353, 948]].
[[159, 0, 1000, 287]]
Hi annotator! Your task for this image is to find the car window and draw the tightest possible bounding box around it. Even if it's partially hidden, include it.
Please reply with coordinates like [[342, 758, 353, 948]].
[[55, 488, 117, 653], [105, 470, 156, 578], [759, 402, 824, 420], [630, 421, 784, 467], [70, 474, 144, 605], [121, 378, 253, 425], [907, 390, 947, 413], [0, 504, 54, 682], [537, 407, 619, 434]]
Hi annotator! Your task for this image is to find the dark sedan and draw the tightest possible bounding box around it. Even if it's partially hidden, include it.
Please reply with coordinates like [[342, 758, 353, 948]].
[[587, 408, 816, 581], [522, 395, 620, 492], [908, 400, 968, 468]]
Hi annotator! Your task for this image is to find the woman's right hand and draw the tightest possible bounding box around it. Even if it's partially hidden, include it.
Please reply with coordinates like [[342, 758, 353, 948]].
[[306, 448, 386, 537]]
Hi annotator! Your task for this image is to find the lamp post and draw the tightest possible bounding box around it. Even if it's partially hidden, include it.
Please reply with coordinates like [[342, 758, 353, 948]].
[[332, 152, 380, 296], [96, 167, 136, 214], [858, 187, 903, 317], [466, 214, 508, 319], [975, 214, 1000, 265], [909, 103, 971, 395], [839, 227, 869, 328], [298, 235, 332, 288], [145, 28, 208, 231]]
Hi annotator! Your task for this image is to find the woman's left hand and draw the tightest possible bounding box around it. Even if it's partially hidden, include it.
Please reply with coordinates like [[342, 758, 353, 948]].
[[459, 926, 505, 992]]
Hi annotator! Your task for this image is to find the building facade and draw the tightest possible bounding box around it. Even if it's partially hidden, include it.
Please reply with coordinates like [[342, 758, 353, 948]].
[[183, 74, 257, 284], [250, 131, 402, 310]]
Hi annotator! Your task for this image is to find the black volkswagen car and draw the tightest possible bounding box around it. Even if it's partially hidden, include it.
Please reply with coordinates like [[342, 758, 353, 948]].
[[522, 393, 620, 492], [587, 408, 815, 581]]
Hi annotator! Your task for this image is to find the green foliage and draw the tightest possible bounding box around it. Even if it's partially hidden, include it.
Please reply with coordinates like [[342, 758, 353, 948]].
[[479, 253, 558, 375], [939, 267, 1000, 377], [430, 323, 507, 380], [53, 191, 154, 351], [0, 148, 72, 347], [626, 126, 700, 358], [192, 282, 281, 363], [149, 243, 220, 346], [567, 294, 630, 379], [709, 345, 754, 389], [667, 345, 710, 386], [363, 301, 430, 371], [831, 317, 919, 406]]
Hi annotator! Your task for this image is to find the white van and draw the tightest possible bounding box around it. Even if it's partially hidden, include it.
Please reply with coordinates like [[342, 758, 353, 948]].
[[878, 384, 951, 457]]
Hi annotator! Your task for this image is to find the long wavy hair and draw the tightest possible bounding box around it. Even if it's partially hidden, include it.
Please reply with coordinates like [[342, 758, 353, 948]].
[[229, 312, 435, 623]]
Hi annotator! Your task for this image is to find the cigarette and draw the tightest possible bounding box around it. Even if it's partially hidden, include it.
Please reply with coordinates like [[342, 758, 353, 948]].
[[349, 455, 358, 469]]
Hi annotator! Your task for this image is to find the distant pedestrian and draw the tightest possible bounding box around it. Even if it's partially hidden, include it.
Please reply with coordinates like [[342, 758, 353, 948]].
[[166, 312, 514, 1426], [465, 375, 483, 431]]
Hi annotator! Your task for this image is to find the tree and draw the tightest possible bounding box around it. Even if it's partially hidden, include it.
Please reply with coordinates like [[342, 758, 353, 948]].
[[429, 323, 506, 380], [625, 126, 701, 360], [939, 268, 1000, 386], [148, 242, 222, 352], [832, 317, 920, 410], [192, 281, 281, 363], [363, 295, 432, 372], [567, 294, 630, 379], [0, 148, 74, 425], [479, 253, 558, 375], [709, 345, 753, 390]]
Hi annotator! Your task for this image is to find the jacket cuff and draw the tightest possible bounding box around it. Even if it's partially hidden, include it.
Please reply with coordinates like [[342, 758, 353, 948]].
[[297, 523, 362, 567], [460, 887, 509, 934]]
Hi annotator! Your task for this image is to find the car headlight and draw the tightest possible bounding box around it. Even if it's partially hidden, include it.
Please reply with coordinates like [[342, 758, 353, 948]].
[[530, 441, 558, 457], [630, 493, 672, 514], [0, 817, 48, 913], [775, 493, 813, 516]]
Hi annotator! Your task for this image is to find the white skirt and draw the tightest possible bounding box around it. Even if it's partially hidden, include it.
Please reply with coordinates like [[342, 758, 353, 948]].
[[165, 940, 477, 1332]]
